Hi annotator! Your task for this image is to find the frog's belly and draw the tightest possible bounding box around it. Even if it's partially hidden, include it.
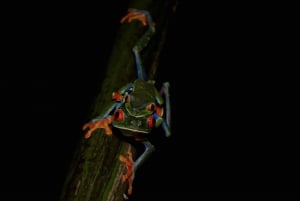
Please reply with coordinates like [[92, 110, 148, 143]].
[[117, 128, 149, 141]]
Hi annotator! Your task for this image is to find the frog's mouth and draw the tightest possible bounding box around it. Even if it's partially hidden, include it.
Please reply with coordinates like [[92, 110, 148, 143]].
[[112, 108, 153, 133], [113, 124, 149, 133], [112, 116, 150, 133]]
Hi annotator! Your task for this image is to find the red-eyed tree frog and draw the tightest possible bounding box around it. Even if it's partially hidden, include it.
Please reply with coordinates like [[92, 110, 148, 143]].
[[82, 8, 171, 196]]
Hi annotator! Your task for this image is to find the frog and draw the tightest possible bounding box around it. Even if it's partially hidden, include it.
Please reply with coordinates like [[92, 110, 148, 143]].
[[82, 8, 171, 196]]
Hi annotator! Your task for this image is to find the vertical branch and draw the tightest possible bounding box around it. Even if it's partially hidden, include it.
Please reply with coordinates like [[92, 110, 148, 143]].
[[59, 1, 176, 201]]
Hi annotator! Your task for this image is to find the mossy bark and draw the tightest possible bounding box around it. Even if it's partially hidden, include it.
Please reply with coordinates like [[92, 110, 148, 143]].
[[59, 1, 176, 201]]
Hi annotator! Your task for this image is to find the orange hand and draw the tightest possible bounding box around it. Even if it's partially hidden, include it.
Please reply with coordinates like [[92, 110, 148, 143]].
[[119, 147, 134, 195], [82, 116, 113, 139], [112, 92, 123, 101], [120, 8, 148, 26]]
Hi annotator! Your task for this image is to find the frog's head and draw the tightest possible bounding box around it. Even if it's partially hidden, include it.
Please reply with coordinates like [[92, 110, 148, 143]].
[[112, 91, 159, 133]]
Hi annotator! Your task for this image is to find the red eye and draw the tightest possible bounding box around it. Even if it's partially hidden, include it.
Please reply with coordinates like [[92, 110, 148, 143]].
[[147, 103, 155, 111], [114, 109, 124, 121], [112, 92, 123, 101], [147, 115, 155, 128]]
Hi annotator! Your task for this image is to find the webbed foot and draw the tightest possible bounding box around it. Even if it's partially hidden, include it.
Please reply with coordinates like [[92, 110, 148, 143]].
[[82, 115, 113, 139], [119, 147, 134, 195], [120, 8, 149, 26]]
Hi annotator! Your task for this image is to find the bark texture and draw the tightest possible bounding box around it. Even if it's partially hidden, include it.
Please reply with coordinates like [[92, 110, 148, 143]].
[[59, 1, 176, 201]]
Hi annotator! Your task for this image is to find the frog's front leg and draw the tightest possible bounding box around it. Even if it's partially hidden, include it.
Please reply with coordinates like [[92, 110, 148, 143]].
[[82, 102, 117, 139], [119, 140, 155, 195], [82, 84, 134, 139], [82, 115, 114, 139], [155, 82, 171, 137]]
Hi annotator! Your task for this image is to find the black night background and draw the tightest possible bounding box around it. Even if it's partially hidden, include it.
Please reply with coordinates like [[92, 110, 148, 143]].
[[1, 1, 299, 201]]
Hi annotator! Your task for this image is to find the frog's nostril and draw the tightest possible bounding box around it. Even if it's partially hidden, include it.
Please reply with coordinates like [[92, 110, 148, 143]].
[[132, 108, 138, 115], [130, 119, 142, 127]]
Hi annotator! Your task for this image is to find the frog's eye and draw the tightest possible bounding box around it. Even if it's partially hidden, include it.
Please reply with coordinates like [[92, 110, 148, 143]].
[[147, 103, 155, 111], [147, 115, 155, 128], [114, 109, 124, 121]]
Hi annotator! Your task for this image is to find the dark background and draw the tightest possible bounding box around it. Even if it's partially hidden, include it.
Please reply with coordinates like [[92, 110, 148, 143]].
[[1, 1, 299, 201]]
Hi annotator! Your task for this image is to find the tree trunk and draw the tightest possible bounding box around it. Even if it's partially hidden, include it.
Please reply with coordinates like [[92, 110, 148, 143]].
[[59, 1, 176, 201]]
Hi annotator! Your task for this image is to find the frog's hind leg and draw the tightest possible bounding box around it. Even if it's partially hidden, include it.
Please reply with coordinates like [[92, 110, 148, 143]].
[[121, 8, 156, 80], [120, 140, 155, 182], [159, 82, 171, 137], [132, 9, 155, 81], [134, 140, 155, 171], [119, 140, 155, 195]]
